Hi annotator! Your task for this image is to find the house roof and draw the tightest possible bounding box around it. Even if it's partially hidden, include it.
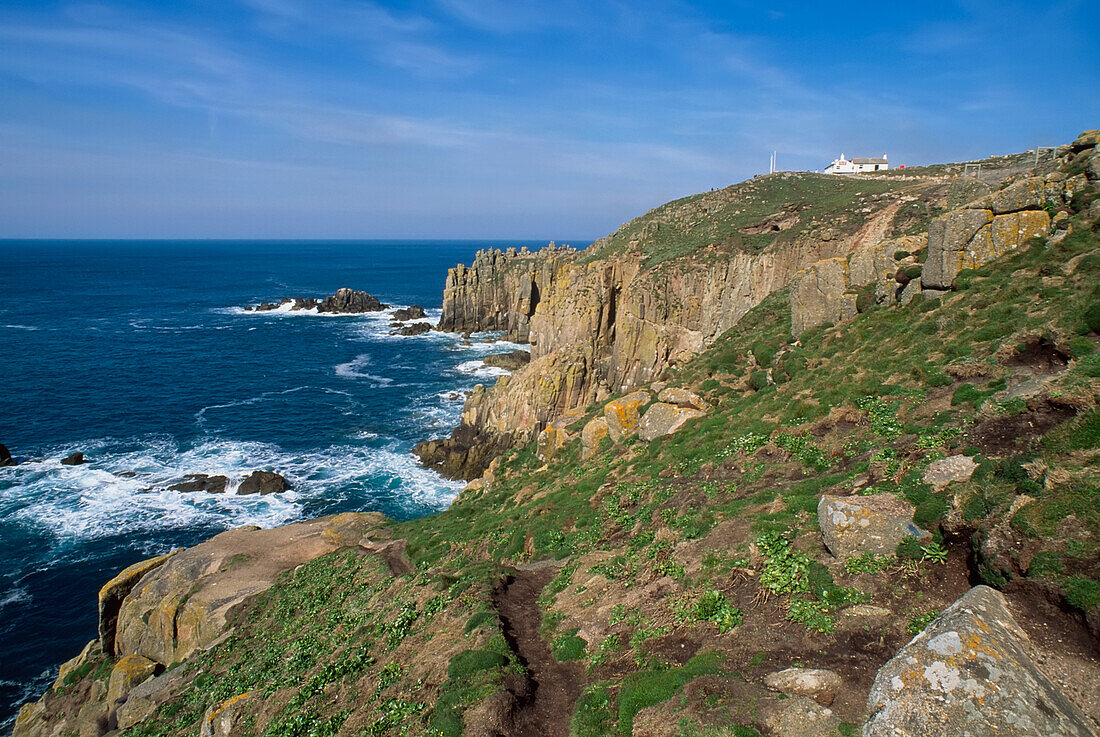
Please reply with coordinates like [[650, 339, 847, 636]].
[[852, 157, 887, 164]]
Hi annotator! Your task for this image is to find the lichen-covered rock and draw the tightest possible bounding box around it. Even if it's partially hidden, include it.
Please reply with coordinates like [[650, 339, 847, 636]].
[[989, 210, 1051, 255], [114, 514, 381, 666], [114, 665, 195, 730], [200, 691, 261, 737], [818, 494, 929, 559], [990, 177, 1052, 214], [790, 258, 856, 339], [604, 389, 651, 441], [864, 585, 1098, 737], [1070, 129, 1100, 152], [580, 416, 609, 459], [923, 455, 978, 491], [923, 208, 993, 289], [535, 419, 572, 462], [656, 387, 710, 411], [764, 667, 842, 706], [98, 550, 180, 655], [637, 402, 705, 442], [106, 654, 158, 703]]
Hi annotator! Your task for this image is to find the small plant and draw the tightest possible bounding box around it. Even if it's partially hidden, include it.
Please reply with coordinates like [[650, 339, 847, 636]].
[[844, 552, 894, 575], [907, 610, 940, 635], [920, 541, 948, 565]]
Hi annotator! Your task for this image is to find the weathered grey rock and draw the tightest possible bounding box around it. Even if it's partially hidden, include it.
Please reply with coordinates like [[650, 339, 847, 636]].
[[392, 305, 427, 320], [76, 681, 108, 737], [580, 416, 609, 460], [923, 208, 993, 289], [921, 288, 949, 302], [1087, 150, 1100, 181], [657, 387, 710, 411], [1070, 129, 1100, 152], [106, 654, 158, 703], [604, 390, 651, 441], [637, 402, 705, 442], [764, 667, 842, 706], [199, 691, 261, 737], [864, 585, 1098, 737], [762, 696, 842, 737], [990, 177, 1052, 214], [61, 452, 86, 465], [899, 279, 922, 306], [535, 419, 572, 463], [114, 665, 194, 730], [98, 551, 180, 655], [922, 455, 978, 491], [167, 474, 228, 494], [818, 494, 929, 559], [790, 258, 856, 339], [481, 351, 531, 371], [392, 322, 432, 336], [236, 470, 290, 495]]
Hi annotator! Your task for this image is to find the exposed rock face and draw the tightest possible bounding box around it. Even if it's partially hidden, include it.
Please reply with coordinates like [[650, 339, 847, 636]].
[[393, 322, 432, 336], [236, 470, 290, 495], [637, 402, 705, 441], [106, 654, 158, 704], [439, 244, 579, 341], [580, 417, 609, 459], [864, 585, 1098, 737], [248, 288, 388, 313], [200, 691, 262, 737], [657, 387, 710, 411], [98, 550, 180, 655], [393, 305, 427, 320], [114, 513, 383, 666], [764, 667, 842, 706], [167, 474, 228, 494], [922, 455, 978, 491], [481, 351, 531, 371], [536, 418, 573, 463], [604, 390, 651, 442], [61, 452, 86, 465], [818, 494, 929, 559]]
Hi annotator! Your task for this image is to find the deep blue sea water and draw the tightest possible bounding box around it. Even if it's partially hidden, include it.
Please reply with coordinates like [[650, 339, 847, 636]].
[[0, 239, 565, 729]]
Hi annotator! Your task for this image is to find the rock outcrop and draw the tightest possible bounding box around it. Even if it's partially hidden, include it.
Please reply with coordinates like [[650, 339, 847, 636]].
[[481, 351, 531, 371], [818, 494, 929, 559], [167, 473, 228, 493], [393, 305, 427, 320], [236, 470, 291, 495], [61, 452, 86, 465], [864, 585, 1098, 737], [0, 442, 14, 466], [98, 550, 180, 655], [247, 288, 388, 313]]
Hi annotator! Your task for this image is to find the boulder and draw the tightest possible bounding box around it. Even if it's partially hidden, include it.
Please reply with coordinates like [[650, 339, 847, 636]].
[[764, 667, 842, 706], [761, 696, 842, 737], [637, 402, 705, 442], [1070, 129, 1100, 152], [864, 585, 1097, 737], [99, 550, 180, 655], [535, 420, 572, 463], [106, 654, 158, 703], [580, 417, 609, 460], [113, 658, 197, 730], [989, 210, 1051, 255], [990, 177, 1052, 215], [899, 279, 922, 306], [923, 208, 993, 289], [199, 691, 261, 737], [392, 305, 427, 320], [75, 682, 108, 737], [236, 470, 290, 495], [114, 514, 381, 665], [482, 351, 531, 371], [0, 443, 15, 466], [603, 390, 651, 442], [61, 452, 86, 465], [657, 387, 710, 411], [922, 455, 978, 491], [818, 494, 929, 559], [392, 322, 432, 336], [167, 474, 228, 494]]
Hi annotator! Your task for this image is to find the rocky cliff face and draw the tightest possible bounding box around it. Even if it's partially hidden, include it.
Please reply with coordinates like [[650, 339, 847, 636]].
[[422, 174, 943, 479]]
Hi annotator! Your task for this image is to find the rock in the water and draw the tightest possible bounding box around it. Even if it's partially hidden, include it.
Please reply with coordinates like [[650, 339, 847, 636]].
[[200, 691, 261, 737], [61, 452, 86, 465], [236, 470, 290, 495], [318, 287, 386, 313], [865, 585, 1098, 737], [922, 455, 978, 491], [604, 390, 651, 442], [764, 667, 842, 706], [392, 321, 432, 336], [637, 402, 705, 441], [393, 305, 427, 320], [98, 550, 180, 655], [482, 351, 531, 371], [657, 387, 710, 411], [167, 474, 228, 494], [818, 494, 929, 559], [0, 443, 15, 467], [761, 696, 842, 737], [107, 654, 159, 703], [581, 416, 609, 460]]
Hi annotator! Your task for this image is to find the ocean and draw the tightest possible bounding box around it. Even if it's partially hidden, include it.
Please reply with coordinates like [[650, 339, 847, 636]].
[[0, 239, 568, 729]]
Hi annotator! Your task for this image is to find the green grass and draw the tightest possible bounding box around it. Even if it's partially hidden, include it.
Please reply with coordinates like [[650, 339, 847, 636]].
[[617, 652, 725, 734]]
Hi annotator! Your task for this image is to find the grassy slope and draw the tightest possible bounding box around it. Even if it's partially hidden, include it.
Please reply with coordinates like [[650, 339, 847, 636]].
[[99, 187, 1099, 737]]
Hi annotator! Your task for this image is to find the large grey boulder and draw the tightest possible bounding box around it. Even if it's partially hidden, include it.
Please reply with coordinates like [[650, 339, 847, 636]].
[[764, 667, 842, 706], [818, 494, 929, 559], [637, 402, 705, 442], [923, 208, 993, 290], [922, 455, 978, 491], [864, 585, 1098, 737]]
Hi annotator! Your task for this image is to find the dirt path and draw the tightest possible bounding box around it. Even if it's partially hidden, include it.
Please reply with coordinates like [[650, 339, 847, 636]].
[[493, 567, 584, 737]]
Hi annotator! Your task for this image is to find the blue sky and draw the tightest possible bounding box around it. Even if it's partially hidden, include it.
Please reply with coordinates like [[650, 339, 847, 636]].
[[1, 1, 1097, 239]]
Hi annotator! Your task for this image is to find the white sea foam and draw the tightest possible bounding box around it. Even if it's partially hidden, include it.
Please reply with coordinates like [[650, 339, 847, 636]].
[[0, 586, 30, 612], [334, 354, 394, 385], [455, 360, 511, 379], [194, 386, 355, 427], [1, 324, 38, 331]]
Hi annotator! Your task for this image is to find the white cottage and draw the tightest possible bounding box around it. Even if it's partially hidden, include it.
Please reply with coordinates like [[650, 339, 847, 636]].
[[824, 153, 888, 174]]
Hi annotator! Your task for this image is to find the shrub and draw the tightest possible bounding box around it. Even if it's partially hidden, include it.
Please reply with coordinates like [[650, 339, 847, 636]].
[[748, 370, 771, 391]]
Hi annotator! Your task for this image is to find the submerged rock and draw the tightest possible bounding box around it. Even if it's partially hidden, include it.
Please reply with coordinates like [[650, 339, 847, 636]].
[[818, 494, 929, 559], [249, 288, 388, 314], [236, 470, 290, 495], [865, 585, 1098, 737]]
